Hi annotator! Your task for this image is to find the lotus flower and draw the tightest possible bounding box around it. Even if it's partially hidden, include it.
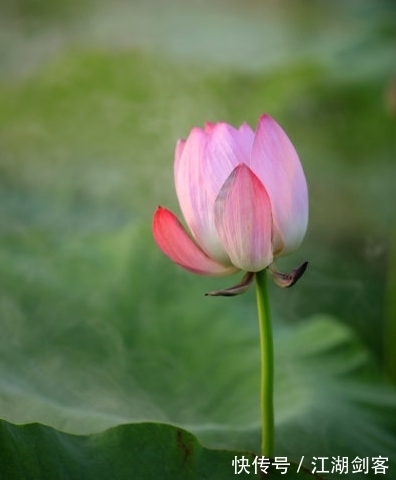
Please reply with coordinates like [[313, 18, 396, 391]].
[[153, 114, 308, 294]]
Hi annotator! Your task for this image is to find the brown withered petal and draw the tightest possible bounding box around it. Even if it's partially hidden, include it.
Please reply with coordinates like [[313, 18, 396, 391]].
[[268, 261, 308, 288], [205, 271, 255, 296]]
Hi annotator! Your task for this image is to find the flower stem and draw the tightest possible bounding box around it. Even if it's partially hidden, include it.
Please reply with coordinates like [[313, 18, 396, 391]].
[[255, 269, 274, 458]]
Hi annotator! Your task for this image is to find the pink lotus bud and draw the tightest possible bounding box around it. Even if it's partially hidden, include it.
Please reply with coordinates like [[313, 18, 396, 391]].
[[153, 114, 308, 279]]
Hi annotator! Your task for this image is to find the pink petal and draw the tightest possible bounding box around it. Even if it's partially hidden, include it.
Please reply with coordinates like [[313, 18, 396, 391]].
[[174, 123, 254, 263], [174, 139, 186, 165], [214, 164, 273, 272], [249, 115, 308, 256], [204, 122, 215, 133], [152, 206, 238, 276]]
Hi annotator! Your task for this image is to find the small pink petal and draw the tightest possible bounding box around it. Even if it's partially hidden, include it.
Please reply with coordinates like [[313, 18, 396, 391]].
[[152, 206, 238, 276], [214, 164, 273, 272], [250, 115, 308, 255]]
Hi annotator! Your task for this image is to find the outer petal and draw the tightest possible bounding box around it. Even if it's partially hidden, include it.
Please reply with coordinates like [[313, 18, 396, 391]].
[[174, 139, 186, 165], [152, 206, 238, 276], [174, 123, 254, 263], [214, 164, 273, 272], [250, 115, 308, 256]]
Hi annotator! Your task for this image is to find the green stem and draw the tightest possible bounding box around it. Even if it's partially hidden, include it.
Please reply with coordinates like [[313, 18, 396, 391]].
[[255, 269, 274, 458]]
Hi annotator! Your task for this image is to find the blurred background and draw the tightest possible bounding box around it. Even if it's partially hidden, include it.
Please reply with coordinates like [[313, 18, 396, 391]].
[[0, 0, 395, 472]]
